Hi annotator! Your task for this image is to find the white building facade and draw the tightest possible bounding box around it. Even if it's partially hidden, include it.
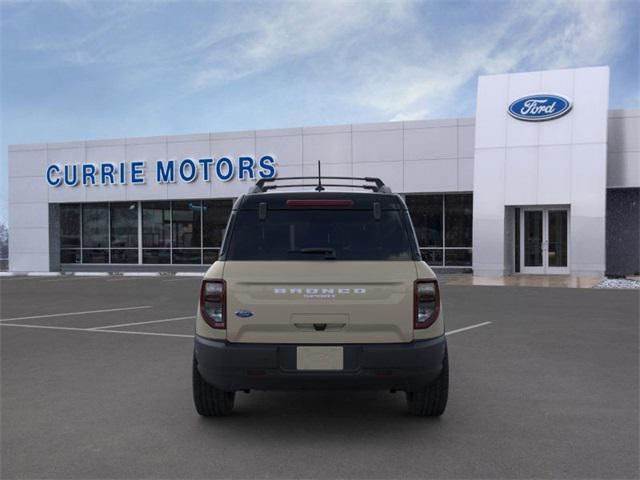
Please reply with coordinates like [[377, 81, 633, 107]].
[[8, 66, 640, 276]]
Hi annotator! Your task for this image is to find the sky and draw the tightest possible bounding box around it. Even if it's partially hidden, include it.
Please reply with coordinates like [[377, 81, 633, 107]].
[[1, 0, 638, 225]]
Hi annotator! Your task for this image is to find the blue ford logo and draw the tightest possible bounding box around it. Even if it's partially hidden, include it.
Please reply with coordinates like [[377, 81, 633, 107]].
[[508, 94, 572, 121], [235, 310, 254, 318]]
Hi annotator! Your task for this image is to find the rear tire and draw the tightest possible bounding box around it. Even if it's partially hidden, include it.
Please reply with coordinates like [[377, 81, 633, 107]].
[[192, 357, 235, 417], [406, 349, 449, 417]]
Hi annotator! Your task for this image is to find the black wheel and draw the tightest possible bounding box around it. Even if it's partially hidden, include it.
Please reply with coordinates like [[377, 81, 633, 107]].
[[192, 357, 235, 417], [406, 349, 449, 417]]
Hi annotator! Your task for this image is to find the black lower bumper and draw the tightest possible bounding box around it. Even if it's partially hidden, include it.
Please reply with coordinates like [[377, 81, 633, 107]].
[[194, 335, 447, 392]]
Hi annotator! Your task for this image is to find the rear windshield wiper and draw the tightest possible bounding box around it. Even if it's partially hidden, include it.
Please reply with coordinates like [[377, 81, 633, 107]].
[[288, 247, 337, 259]]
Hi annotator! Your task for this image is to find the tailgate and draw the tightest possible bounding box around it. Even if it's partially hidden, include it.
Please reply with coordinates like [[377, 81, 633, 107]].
[[223, 261, 417, 344]]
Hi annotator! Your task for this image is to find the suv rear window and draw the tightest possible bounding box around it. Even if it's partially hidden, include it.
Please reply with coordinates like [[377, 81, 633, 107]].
[[223, 209, 418, 261]]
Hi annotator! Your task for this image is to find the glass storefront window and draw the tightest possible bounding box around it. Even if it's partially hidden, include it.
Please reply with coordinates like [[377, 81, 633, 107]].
[[59, 198, 235, 265], [143, 249, 170, 264], [407, 193, 473, 268], [421, 248, 443, 266], [444, 249, 472, 267], [60, 204, 81, 248], [82, 204, 109, 248], [445, 194, 473, 247], [203, 200, 233, 247], [142, 202, 171, 248], [58, 196, 468, 267], [172, 249, 201, 264], [405, 195, 443, 247], [60, 204, 81, 264], [172, 201, 201, 249], [82, 249, 109, 264], [111, 203, 138, 248], [60, 249, 81, 264], [203, 249, 219, 265], [111, 249, 138, 264]]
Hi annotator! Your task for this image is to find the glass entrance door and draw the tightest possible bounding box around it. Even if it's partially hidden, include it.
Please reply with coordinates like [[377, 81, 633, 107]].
[[520, 208, 569, 274], [547, 210, 569, 273], [522, 210, 545, 274]]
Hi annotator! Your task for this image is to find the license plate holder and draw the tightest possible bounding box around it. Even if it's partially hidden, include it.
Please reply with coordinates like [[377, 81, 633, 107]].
[[296, 346, 344, 370]]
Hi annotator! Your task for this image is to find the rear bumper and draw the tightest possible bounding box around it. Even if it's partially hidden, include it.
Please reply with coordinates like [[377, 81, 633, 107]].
[[194, 335, 447, 392]]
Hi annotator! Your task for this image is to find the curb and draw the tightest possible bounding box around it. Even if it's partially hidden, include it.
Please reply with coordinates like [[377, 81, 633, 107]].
[[71, 272, 110, 277], [121, 272, 162, 277]]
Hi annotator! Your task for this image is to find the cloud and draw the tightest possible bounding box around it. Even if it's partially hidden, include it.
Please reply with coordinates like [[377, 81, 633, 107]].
[[3, 0, 632, 122], [350, 0, 626, 121], [189, 1, 415, 91], [22, 1, 162, 66], [19, 1, 414, 85]]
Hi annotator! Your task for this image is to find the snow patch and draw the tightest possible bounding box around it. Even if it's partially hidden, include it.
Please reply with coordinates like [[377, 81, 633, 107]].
[[593, 278, 640, 289]]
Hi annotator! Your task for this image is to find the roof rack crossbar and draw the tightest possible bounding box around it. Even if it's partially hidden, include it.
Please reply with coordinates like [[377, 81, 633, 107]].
[[250, 176, 390, 193], [260, 183, 378, 192]]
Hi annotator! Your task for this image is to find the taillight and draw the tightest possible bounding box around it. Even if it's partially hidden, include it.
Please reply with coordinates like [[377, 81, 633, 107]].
[[414, 280, 440, 329], [200, 280, 226, 329]]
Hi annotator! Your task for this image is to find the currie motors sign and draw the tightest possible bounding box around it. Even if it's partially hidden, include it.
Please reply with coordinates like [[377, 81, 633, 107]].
[[45, 155, 277, 187], [508, 94, 572, 121]]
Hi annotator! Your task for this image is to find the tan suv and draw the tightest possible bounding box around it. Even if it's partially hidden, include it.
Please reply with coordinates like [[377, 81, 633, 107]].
[[192, 175, 448, 416]]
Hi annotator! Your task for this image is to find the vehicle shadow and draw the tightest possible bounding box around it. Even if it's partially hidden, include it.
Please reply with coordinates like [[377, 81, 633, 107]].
[[195, 390, 445, 440]]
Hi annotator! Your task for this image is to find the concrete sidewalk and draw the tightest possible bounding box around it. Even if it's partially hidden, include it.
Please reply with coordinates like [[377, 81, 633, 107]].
[[441, 274, 602, 289]]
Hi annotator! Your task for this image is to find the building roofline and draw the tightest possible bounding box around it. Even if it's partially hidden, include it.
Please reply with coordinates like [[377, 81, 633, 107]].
[[8, 108, 638, 151]]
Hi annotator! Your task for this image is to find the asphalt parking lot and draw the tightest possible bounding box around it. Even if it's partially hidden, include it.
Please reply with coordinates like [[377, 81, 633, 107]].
[[1, 275, 638, 479]]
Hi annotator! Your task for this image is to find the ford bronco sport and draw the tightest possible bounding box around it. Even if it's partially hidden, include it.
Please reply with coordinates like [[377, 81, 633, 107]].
[[193, 174, 448, 416]]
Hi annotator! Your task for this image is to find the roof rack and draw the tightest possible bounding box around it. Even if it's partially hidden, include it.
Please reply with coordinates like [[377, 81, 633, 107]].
[[250, 161, 392, 194]]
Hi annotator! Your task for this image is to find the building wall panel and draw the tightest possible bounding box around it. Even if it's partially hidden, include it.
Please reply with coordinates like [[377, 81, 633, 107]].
[[404, 126, 457, 161], [352, 129, 403, 163], [303, 132, 351, 165]]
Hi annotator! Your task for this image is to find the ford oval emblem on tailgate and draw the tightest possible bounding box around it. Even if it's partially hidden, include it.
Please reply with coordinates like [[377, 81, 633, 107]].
[[235, 310, 254, 318]]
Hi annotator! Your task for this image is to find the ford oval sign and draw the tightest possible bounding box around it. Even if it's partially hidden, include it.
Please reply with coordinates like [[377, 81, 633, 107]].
[[235, 310, 254, 318], [508, 94, 572, 121]]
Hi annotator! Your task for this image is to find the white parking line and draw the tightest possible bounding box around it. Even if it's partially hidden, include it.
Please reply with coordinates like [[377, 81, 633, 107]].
[[446, 321, 492, 336], [0, 317, 492, 340], [0, 306, 152, 322], [0, 323, 193, 338], [90, 316, 193, 330]]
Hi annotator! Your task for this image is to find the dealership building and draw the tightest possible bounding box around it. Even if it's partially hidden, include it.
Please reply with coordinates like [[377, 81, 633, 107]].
[[7, 66, 640, 276]]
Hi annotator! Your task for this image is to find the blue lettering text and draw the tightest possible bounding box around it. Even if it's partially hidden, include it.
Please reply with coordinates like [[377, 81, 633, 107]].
[[258, 155, 276, 179], [198, 158, 213, 182], [64, 164, 78, 186], [179, 158, 197, 183], [46, 164, 62, 187], [215, 157, 234, 182], [238, 156, 255, 180], [101, 163, 116, 185], [130, 161, 145, 184], [156, 160, 175, 183]]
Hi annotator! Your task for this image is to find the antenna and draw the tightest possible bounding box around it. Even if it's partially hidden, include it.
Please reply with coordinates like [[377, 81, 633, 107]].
[[315, 160, 325, 192]]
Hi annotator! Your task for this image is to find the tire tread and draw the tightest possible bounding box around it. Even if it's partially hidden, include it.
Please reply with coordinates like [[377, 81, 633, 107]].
[[192, 357, 235, 417], [406, 349, 449, 417]]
